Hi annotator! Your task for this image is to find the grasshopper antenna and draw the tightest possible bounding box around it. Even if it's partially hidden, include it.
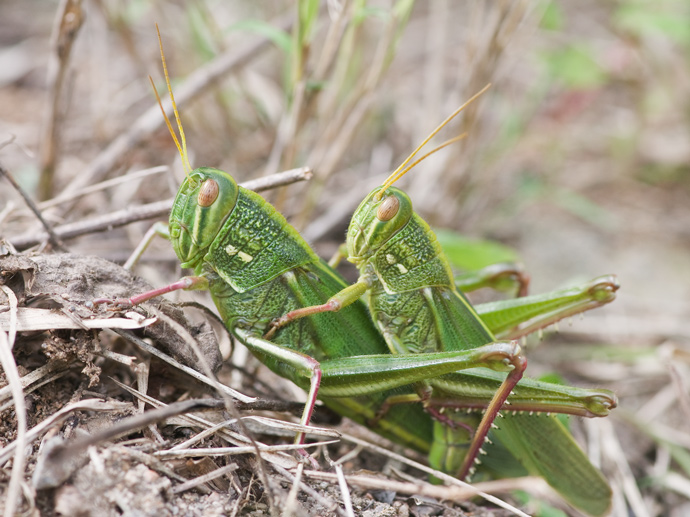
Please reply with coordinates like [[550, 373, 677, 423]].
[[377, 83, 491, 199], [151, 23, 193, 177], [392, 133, 468, 181]]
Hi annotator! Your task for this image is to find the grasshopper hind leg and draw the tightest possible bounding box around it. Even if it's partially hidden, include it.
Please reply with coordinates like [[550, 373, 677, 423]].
[[236, 329, 324, 448], [454, 351, 527, 480]]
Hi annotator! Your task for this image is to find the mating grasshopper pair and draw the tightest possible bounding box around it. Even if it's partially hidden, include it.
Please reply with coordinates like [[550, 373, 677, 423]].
[[105, 28, 618, 516]]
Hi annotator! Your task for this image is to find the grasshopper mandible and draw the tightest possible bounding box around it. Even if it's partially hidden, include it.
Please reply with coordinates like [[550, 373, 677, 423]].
[[269, 88, 618, 516]]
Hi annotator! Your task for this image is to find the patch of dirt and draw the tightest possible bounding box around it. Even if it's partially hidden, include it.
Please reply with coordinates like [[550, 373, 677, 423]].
[[0, 251, 542, 516]]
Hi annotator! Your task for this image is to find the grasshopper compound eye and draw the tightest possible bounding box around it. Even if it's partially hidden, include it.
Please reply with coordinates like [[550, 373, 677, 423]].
[[198, 178, 219, 207], [376, 194, 399, 221]]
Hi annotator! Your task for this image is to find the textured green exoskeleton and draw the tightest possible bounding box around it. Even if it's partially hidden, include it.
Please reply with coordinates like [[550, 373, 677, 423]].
[[111, 33, 618, 516], [272, 183, 617, 516], [164, 167, 535, 441], [118, 29, 551, 449], [269, 96, 618, 514]]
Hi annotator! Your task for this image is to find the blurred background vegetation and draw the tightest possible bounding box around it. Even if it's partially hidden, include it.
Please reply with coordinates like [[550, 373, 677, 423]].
[[1, 1, 689, 515]]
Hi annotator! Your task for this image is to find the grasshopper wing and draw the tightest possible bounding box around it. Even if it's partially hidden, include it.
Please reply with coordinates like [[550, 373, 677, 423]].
[[488, 413, 611, 517]]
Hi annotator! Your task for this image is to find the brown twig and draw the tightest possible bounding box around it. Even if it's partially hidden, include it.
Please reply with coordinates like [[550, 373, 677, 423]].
[[0, 302, 26, 517], [0, 399, 132, 467], [55, 13, 294, 210], [32, 398, 230, 489], [272, 464, 348, 517], [170, 463, 239, 494], [0, 163, 67, 251], [302, 469, 539, 515], [113, 329, 254, 403], [38, 0, 85, 200], [9, 167, 312, 250], [38, 166, 169, 210]]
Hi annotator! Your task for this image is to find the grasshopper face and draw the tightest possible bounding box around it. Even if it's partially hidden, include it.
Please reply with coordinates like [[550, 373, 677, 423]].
[[347, 186, 413, 264], [169, 167, 239, 269]]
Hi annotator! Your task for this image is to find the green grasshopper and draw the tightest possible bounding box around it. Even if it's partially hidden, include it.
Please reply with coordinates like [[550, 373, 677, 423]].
[[268, 92, 618, 516], [99, 27, 550, 449], [98, 29, 619, 516]]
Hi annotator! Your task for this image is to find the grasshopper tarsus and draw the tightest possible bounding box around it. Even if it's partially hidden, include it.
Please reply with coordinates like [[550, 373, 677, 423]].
[[92, 297, 135, 309], [264, 299, 341, 340], [588, 274, 620, 302], [297, 452, 320, 470], [426, 406, 475, 434], [586, 393, 618, 416], [456, 262, 531, 297], [476, 341, 525, 372], [92, 276, 206, 310], [265, 281, 368, 340]]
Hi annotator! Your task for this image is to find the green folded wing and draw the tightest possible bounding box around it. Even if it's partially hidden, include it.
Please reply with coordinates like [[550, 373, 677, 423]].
[[490, 414, 611, 517]]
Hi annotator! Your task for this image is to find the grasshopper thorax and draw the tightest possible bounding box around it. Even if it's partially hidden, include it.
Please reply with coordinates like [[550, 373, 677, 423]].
[[169, 167, 239, 269], [347, 186, 413, 263]]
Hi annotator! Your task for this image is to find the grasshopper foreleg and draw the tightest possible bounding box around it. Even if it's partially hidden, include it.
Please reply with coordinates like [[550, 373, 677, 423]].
[[265, 280, 369, 339], [327, 243, 349, 269], [93, 276, 209, 307], [123, 221, 171, 271]]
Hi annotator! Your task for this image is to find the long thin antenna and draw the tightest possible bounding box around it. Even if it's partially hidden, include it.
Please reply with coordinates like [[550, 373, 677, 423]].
[[153, 24, 193, 176], [392, 133, 468, 181], [377, 83, 491, 198]]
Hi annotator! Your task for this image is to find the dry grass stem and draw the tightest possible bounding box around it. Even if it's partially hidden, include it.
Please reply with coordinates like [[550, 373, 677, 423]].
[[0, 328, 27, 517], [0, 363, 82, 407], [283, 461, 304, 517], [57, 14, 294, 205], [341, 432, 531, 516], [303, 469, 544, 517], [154, 442, 334, 459], [0, 399, 131, 466], [0, 164, 66, 251], [272, 463, 348, 517], [10, 167, 312, 249], [600, 418, 650, 517], [170, 462, 239, 494], [333, 463, 355, 517], [38, 0, 85, 200], [0, 307, 157, 332], [114, 329, 253, 403], [38, 166, 169, 210]]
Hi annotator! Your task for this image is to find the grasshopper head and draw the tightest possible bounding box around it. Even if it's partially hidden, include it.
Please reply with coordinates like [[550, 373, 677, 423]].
[[169, 167, 239, 269], [347, 186, 413, 263]]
